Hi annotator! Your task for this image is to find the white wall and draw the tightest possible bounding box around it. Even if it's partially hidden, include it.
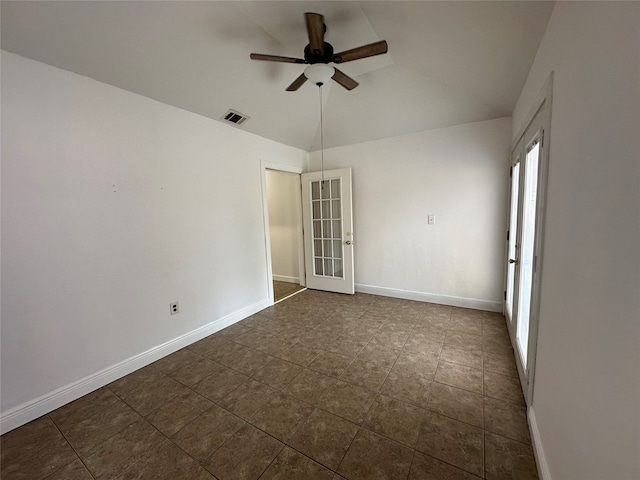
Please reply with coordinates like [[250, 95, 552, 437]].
[[266, 170, 300, 283], [512, 3, 640, 479], [0, 51, 307, 429], [309, 117, 511, 311]]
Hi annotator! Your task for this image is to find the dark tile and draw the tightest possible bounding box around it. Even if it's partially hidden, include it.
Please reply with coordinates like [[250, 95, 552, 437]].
[[121, 375, 191, 416], [276, 343, 322, 366], [187, 335, 233, 357], [415, 314, 451, 331], [259, 335, 300, 356], [289, 408, 359, 470], [340, 358, 391, 392], [171, 356, 223, 387], [380, 370, 431, 409], [363, 394, 425, 447], [0, 417, 78, 480], [251, 358, 303, 389], [483, 351, 518, 378], [203, 341, 250, 365], [370, 330, 410, 350], [259, 447, 333, 480], [322, 335, 369, 358], [440, 344, 483, 369], [83, 419, 165, 480], [44, 458, 94, 480], [203, 423, 283, 480], [444, 332, 483, 350], [144, 389, 213, 436], [152, 348, 202, 376], [484, 397, 531, 444], [409, 452, 482, 480], [317, 380, 376, 424], [193, 366, 250, 402], [416, 411, 484, 477], [485, 432, 539, 480], [108, 365, 165, 399], [337, 428, 413, 480], [308, 351, 354, 378], [407, 326, 447, 344], [223, 347, 273, 376], [484, 371, 525, 406], [49, 388, 120, 431], [249, 391, 314, 441], [447, 314, 484, 336], [392, 351, 438, 382], [285, 369, 339, 405], [217, 379, 276, 421], [2, 416, 66, 460], [356, 344, 400, 369], [434, 361, 483, 395], [483, 332, 513, 355], [240, 313, 270, 329], [113, 440, 214, 480], [483, 319, 509, 337], [427, 382, 483, 428], [55, 399, 141, 456], [402, 335, 443, 357], [213, 323, 255, 341], [171, 404, 244, 462]]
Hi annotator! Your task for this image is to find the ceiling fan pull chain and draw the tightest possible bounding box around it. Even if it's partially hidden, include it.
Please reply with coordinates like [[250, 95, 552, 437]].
[[319, 84, 325, 188]]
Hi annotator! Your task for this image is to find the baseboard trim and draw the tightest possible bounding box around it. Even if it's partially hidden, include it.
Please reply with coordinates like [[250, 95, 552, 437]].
[[0, 298, 270, 434], [529, 406, 552, 480], [272, 275, 300, 283], [354, 283, 502, 312]]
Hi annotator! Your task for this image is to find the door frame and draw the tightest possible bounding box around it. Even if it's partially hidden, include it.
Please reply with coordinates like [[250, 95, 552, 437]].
[[504, 71, 553, 405], [260, 160, 306, 305]]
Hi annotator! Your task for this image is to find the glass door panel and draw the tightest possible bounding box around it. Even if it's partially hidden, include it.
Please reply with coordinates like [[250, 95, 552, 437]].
[[516, 141, 540, 368], [310, 178, 344, 279], [505, 161, 521, 323]]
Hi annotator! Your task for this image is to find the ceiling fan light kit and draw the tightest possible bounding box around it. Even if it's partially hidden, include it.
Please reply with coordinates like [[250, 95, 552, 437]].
[[304, 64, 335, 86], [250, 12, 388, 92]]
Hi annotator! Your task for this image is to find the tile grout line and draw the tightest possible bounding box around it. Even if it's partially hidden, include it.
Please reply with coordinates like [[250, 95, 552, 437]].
[[46, 414, 98, 480]]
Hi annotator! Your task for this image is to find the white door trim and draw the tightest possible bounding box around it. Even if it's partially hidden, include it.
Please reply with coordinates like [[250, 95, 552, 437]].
[[260, 160, 305, 306]]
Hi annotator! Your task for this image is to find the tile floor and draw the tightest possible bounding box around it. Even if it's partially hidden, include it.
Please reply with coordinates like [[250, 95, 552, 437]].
[[1, 290, 539, 480], [272, 280, 305, 302]]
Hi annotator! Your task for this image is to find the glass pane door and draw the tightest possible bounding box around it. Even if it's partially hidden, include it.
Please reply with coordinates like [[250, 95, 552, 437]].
[[505, 161, 521, 323], [301, 168, 354, 294], [516, 141, 541, 367], [311, 178, 344, 279]]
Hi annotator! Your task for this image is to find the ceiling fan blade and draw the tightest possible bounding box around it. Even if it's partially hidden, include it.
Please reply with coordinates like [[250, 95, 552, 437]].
[[305, 12, 325, 56], [286, 73, 308, 91], [333, 40, 388, 64], [332, 68, 359, 91], [250, 53, 305, 64]]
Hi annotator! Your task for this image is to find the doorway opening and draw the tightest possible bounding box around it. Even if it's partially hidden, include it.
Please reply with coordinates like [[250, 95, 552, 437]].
[[261, 163, 306, 303]]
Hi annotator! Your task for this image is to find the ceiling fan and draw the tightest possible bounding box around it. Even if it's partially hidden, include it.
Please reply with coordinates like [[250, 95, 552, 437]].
[[250, 12, 388, 91]]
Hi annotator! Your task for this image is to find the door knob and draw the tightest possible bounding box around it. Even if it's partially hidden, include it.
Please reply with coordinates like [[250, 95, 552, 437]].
[[346, 240, 353, 245], [509, 258, 519, 264]]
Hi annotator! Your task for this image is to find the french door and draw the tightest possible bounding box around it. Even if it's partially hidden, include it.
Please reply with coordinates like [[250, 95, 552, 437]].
[[505, 98, 550, 402], [301, 168, 355, 294]]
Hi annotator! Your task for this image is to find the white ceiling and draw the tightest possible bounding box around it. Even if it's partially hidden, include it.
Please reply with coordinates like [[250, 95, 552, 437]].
[[1, 1, 554, 151]]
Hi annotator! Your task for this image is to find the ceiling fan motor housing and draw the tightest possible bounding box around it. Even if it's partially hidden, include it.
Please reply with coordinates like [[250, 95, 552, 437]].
[[304, 42, 334, 64]]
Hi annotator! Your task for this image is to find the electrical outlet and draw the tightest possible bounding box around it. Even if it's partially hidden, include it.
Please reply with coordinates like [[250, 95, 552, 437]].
[[428, 215, 436, 225], [170, 302, 179, 315]]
